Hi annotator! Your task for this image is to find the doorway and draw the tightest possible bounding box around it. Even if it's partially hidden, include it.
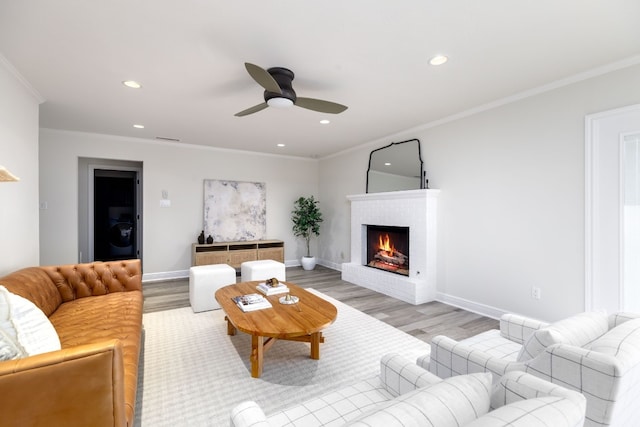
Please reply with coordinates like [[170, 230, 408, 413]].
[[93, 169, 138, 261], [79, 159, 142, 263], [585, 104, 640, 312]]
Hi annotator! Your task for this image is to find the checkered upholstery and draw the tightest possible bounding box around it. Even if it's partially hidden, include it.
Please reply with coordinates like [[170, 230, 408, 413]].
[[427, 311, 640, 427], [230, 355, 586, 427], [499, 313, 548, 345], [517, 311, 608, 362], [230, 353, 441, 427]]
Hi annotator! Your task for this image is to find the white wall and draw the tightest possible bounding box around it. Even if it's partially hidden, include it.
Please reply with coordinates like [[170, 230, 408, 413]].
[[319, 63, 640, 322], [0, 56, 41, 275], [39, 129, 318, 277]]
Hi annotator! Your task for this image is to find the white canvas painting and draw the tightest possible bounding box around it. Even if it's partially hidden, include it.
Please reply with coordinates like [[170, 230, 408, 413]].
[[203, 180, 266, 242]]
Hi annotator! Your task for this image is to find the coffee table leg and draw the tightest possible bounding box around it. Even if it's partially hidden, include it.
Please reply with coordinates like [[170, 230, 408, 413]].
[[310, 332, 321, 360], [251, 335, 264, 378], [224, 316, 236, 336]]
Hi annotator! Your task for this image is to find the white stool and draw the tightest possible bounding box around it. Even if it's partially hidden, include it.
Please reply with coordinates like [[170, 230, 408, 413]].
[[189, 264, 236, 313], [240, 260, 286, 282]]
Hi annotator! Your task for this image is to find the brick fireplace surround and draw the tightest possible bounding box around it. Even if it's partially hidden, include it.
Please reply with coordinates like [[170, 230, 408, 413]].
[[341, 189, 439, 305]]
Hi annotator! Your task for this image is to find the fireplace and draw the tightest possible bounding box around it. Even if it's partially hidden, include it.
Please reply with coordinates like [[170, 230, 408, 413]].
[[342, 189, 439, 305], [366, 225, 409, 276]]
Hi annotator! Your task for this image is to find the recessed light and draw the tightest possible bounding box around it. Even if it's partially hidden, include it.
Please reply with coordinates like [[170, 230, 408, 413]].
[[122, 80, 142, 89], [384, 162, 391, 166], [277, 143, 285, 147], [133, 124, 145, 129], [429, 55, 448, 66], [320, 119, 330, 125]]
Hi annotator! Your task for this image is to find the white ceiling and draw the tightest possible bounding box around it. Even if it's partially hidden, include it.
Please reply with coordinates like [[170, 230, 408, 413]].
[[1, 1, 639, 159]]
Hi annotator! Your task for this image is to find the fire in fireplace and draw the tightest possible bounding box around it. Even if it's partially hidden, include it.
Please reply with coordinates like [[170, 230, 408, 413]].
[[365, 225, 409, 276]]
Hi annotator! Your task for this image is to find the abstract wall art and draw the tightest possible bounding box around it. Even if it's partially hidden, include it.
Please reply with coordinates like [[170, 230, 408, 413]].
[[203, 180, 266, 242]]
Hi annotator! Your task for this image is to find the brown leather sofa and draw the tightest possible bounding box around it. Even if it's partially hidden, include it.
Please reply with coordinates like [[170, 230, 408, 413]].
[[0, 259, 143, 427]]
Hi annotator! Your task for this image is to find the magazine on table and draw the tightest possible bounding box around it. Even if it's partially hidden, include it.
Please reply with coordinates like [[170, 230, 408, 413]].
[[232, 293, 272, 312], [256, 281, 290, 296]]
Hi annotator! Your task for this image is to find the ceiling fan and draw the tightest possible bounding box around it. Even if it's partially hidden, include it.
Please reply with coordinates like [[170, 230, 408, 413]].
[[234, 63, 348, 117]]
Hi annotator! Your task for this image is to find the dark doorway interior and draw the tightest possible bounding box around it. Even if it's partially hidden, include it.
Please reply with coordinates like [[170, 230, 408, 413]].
[[94, 170, 138, 261]]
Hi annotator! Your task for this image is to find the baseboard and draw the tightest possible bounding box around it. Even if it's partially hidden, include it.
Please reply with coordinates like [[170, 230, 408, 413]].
[[284, 259, 300, 268], [435, 292, 506, 320], [142, 259, 326, 282], [284, 258, 342, 271], [319, 259, 342, 271], [142, 270, 189, 282]]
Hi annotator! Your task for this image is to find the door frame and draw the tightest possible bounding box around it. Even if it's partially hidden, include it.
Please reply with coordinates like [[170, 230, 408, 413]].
[[585, 103, 640, 312], [88, 164, 143, 262]]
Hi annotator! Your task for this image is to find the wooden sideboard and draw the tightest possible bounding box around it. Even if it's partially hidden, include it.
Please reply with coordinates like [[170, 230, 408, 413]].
[[191, 240, 284, 268]]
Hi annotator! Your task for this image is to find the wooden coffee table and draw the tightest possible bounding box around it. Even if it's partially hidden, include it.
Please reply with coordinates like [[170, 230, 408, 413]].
[[215, 281, 337, 378]]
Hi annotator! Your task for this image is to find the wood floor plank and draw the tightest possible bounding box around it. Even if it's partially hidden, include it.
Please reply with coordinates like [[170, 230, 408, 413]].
[[142, 265, 499, 344]]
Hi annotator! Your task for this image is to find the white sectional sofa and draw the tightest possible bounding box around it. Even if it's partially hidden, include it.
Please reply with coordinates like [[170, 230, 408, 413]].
[[230, 353, 586, 427], [425, 311, 640, 427]]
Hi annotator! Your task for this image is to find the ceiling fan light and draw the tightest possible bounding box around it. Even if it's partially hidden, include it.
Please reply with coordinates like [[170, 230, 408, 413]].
[[267, 97, 294, 108]]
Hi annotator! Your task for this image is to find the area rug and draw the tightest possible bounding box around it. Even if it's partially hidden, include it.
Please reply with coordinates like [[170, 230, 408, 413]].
[[134, 289, 431, 426]]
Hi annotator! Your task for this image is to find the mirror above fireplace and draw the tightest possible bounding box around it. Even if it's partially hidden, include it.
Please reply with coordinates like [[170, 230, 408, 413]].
[[366, 138, 424, 193]]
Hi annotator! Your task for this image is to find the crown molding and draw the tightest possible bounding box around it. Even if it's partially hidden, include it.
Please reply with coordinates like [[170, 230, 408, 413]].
[[0, 53, 45, 104]]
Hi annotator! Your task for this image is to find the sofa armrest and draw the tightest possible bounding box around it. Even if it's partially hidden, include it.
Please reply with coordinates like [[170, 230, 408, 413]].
[[429, 335, 524, 380], [608, 312, 640, 329], [499, 313, 548, 344], [0, 339, 127, 427], [491, 370, 585, 409], [230, 401, 270, 427], [415, 352, 430, 370], [379, 353, 441, 397], [524, 343, 622, 394]]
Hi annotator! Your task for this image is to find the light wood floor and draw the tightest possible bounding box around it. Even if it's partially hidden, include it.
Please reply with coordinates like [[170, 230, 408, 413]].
[[142, 265, 498, 344]]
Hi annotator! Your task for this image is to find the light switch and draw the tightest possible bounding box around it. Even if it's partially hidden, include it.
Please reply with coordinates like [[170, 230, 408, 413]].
[[160, 199, 171, 208]]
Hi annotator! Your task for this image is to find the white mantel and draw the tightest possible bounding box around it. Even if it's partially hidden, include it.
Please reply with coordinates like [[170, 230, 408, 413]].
[[341, 189, 439, 305]]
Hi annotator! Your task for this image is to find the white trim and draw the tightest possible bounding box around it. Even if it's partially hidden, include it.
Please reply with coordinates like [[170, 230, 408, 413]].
[[584, 114, 596, 310], [40, 127, 317, 162], [619, 131, 640, 311], [324, 55, 640, 161], [347, 189, 440, 202], [435, 292, 506, 321], [619, 134, 626, 310], [319, 259, 343, 271], [143, 270, 189, 283], [0, 53, 45, 103], [585, 103, 640, 311]]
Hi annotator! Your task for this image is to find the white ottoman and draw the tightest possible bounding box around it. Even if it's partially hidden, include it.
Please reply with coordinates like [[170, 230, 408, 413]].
[[189, 264, 236, 312], [240, 260, 286, 282]]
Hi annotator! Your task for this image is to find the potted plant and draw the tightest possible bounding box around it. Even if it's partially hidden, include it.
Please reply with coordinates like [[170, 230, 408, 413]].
[[291, 195, 323, 270]]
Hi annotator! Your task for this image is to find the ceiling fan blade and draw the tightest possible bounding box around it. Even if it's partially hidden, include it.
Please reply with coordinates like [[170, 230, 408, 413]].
[[234, 102, 268, 117], [244, 63, 282, 94], [295, 97, 348, 114]]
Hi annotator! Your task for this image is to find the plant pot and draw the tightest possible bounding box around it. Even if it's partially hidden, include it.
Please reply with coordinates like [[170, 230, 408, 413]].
[[300, 256, 317, 271]]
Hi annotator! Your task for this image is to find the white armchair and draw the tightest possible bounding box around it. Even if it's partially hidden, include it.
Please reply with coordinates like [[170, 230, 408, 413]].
[[424, 311, 640, 427], [230, 353, 586, 427]]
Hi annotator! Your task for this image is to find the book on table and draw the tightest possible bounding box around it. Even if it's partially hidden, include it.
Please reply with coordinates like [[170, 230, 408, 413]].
[[256, 282, 290, 296], [232, 293, 272, 312]]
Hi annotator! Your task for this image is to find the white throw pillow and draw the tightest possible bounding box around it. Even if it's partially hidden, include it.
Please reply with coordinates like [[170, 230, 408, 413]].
[[345, 372, 492, 427], [0, 328, 24, 360], [517, 312, 608, 362], [0, 285, 61, 357]]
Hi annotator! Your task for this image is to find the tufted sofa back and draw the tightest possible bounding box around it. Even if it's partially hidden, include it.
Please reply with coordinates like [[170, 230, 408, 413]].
[[0, 259, 142, 317]]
